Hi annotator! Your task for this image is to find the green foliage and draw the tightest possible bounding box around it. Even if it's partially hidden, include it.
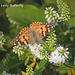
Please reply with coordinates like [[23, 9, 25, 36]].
[[5, 0, 15, 3], [65, 0, 75, 11], [69, 16, 75, 27], [6, 5, 47, 26], [34, 69, 39, 75], [13, 45, 33, 65], [0, 0, 15, 4], [34, 59, 48, 75], [25, 57, 29, 66], [0, 52, 24, 74], [39, 59, 48, 71], [40, 29, 56, 53], [0, 53, 10, 72], [57, 65, 75, 75], [44, 0, 56, 5], [57, 0, 70, 21], [41, 43, 50, 53]]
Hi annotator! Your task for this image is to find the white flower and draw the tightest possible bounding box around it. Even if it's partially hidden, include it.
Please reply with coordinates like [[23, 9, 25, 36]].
[[13, 49, 15, 52], [48, 20, 52, 23], [45, 14, 49, 18], [45, 7, 61, 24], [51, 8, 54, 10], [13, 45, 25, 56], [44, 11, 48, 14], [28, 43, 48, 60], [53, 14, 56, 16], [50, 15, 52, 18], [0, 41, 2, 43], [53, 11, 56, 13], [52, 18, 55, 20], [47, 17, 50, 21], [29, 43, 43, 59], [50, 12, 52, 14], [49, 46, 69, 64], [46, 7, 48, 10]]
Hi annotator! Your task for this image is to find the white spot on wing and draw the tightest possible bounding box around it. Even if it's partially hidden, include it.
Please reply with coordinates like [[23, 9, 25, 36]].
[[24, 41, 27, 45], [51, 26, 53, 28], [43, 32, 45, 36], [18, 42, 21, 45], [14, 43, 16, 45], [48, 28, 50, 32], [47, 25, 49, 27]]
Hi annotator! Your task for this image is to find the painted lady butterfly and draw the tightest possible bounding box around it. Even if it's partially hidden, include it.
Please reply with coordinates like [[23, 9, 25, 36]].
[[10, 22, 54, 45]]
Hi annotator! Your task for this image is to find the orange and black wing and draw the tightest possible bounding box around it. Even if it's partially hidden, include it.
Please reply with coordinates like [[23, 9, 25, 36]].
[[30, 22, 54, 41], [10, 27, 30, 45]]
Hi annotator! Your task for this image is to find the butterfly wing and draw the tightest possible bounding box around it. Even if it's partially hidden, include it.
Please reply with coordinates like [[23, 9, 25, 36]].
[[10, 27, 33, 45], [30, 22, 54, 43], [39, 22, 54, 36]]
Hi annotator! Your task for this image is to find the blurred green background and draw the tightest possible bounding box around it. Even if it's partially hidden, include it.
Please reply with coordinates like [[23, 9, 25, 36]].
[[0, 0, 75, 75]]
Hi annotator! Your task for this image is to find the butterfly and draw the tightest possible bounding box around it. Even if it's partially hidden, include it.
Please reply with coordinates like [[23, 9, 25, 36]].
[[10, 22, 54, 45]]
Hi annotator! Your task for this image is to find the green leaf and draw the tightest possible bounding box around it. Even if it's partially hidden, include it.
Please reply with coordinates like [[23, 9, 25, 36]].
[[0, 47, 6, 51], [39, 65, 46, 72], [65, 0, 75, 11], [24, 57, 29, 66], [39, 59, 48, 69], [34, 69, 39, 75], [28, 55, 34, 58], [18, 54, 26, 60], [44, 0, 56, 5], [49, 41, 54, 48], [6, 5, 47, 26], [56, 65, 68, 70], [71, 11, 75, 16], [50, 48, 55, 52], [41, 43, 50, 53], [0, 52, 24, 73], [68, 16, 75, 27]]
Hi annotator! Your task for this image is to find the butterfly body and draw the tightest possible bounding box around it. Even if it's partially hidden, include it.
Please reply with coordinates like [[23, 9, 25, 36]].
[[10, 22, 54, 45]]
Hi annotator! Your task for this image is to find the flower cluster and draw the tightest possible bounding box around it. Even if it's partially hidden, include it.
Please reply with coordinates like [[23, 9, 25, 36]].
[[0, 32, 6, 46], [45, 0, 70, 24], [49, 46, 69, 64], [26, 65, 34, 75], [29, 43, 69, 65], [57, 0, 70, 21], [45, 7, 61, 25], [39, 49, 49, 60], [46, 30, 56, 45], [0, 32, 6, 51], [28, 43, 49, 60], [13, 45, 26, 56]]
